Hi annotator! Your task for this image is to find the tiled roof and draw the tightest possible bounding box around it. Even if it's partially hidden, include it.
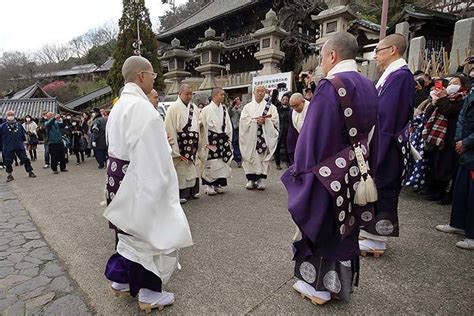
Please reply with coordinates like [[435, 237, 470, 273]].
[[157, 0, 255, 39], [402, 5, 459, 21], [11, 82, 52, 100], [95, 58, 114, 72], [0, 98, 58, 119], [64, 86, 112, 110], [349, 19, 381, 32], [35, 64, 98, 79]]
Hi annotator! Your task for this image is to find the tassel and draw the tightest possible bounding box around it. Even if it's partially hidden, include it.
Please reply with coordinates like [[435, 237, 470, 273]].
[[364, 174, 378, 203], [354, 177, 367, 206]]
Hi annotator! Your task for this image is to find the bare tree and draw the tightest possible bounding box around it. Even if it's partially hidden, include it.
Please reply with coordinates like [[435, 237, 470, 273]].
[[0, 51, 38, 91], [35, 43, 72, 65], [84, 21, 118, 48], [69, 35, 90, 58]]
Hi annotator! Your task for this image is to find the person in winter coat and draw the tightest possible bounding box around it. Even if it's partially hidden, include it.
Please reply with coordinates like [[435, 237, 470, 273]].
[[22, 115, 38, 161], [436, 85, 474, 250], [91, 107, 107, 169], [0, 111, 36, 181]]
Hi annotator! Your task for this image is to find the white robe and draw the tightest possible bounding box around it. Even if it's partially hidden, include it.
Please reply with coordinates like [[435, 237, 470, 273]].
[[239, 99, 279, 176], [198, 101, 233, 183], [292, 100, 309, 133], [104, 83, 193, 283], [165, 97, 200, 190]]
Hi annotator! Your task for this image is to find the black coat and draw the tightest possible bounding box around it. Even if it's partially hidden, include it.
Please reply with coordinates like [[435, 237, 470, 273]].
[[91, 115, 107, 150]]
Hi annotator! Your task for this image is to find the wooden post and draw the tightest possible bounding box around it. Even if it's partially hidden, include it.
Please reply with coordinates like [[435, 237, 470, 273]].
[[379, 0, 389, 39]]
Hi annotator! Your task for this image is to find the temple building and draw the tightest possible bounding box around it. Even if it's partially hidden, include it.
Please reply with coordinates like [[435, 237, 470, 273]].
[[157, 0, 323, 100]]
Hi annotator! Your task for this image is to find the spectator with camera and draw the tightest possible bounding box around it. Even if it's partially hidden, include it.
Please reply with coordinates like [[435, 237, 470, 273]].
[[45, 112, 68, 174]]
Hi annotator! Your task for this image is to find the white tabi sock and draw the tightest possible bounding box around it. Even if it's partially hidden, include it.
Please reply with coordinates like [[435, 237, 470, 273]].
[[359, 238, 387, 251], [111, 282, 130, 292], [294, 280, 331, 301], [138, 288, 174, 305], [359, 229, 388, 242]]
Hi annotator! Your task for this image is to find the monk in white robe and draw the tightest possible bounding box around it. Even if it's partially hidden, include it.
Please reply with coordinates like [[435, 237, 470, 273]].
[[287, 93, 310, 164], [198, 88, 233, 195], [239, 85, 279, 190], [165, 84, 201, 204], [104, 56, 193, 313]]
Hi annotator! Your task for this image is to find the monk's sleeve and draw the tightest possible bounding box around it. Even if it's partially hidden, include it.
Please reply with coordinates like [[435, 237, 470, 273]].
[[129, 117, 192, 249], [164, 106, 181, 158], [376, 72, 414, 169]]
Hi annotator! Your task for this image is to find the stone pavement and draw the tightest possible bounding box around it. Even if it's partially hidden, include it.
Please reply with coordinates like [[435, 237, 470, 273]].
[[0, 181, 90, 315], [4, 150, 474, 314]]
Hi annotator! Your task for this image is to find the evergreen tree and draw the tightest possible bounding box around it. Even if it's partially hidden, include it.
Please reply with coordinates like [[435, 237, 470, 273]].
[[107, 0, 164, 95]]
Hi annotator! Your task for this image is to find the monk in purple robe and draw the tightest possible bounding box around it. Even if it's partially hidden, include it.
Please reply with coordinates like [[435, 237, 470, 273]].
[[359, 34, 415, 256], [281, 32, 378, 305]]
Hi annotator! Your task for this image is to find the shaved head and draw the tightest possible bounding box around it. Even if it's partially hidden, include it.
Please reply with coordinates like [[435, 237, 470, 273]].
[[122, 56, 153, 83], [289, 93, 304, 104], [380, 34, 407, 55], [211, 87, 225, 105], [289, 93, 306, 113], [323, 32, 358, 61], [178, 84, 192, 94], [178, 84, 193, 105], [211, 87, 224, 98], [320, 32, 358, 76], [374, 33, 407, 71]]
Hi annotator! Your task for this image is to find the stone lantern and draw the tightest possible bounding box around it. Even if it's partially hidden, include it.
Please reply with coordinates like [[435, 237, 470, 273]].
[[252, 9, 289, 75], [159, 38, 193, 95], [193, 27, 226, 91], [312, 0, 357, 48]]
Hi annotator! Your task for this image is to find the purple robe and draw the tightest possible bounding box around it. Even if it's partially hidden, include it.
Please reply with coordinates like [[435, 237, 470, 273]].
[[364, 66, 415, 237], [281, 71, 378, 299], [282, 71, 378, 259]]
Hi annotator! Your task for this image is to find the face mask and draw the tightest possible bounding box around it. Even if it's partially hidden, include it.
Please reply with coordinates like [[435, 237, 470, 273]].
[[7, 116, 15, 121], [66, 116, 71, 120], [26, 118, 31, 122], [446, 84, 461, 95], [72, 122, 77, 126]]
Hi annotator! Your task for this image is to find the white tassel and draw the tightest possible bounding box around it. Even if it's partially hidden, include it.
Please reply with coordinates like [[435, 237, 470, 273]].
[[354, 178, 367, 206], [364, 174, 378, 203]]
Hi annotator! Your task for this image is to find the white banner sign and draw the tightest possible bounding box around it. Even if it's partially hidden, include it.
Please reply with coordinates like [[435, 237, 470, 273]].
[[252, 71, 293, 100]]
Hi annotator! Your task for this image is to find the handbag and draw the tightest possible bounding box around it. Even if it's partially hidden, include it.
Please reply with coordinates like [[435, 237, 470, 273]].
[[29, 133, 39, 145]]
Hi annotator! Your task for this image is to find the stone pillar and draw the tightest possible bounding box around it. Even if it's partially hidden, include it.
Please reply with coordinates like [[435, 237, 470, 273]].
[[367, 60, 379, 82], [408, 36, 426, 72], [449, 17, 474, 74], [193, 27, 226, 91], [395, 22, 410, 59], [253, 9, 289, 75]]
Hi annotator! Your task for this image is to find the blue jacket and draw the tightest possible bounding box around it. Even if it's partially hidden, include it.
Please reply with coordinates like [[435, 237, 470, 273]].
[[45, 118, 64, 144], [0, 121, 26, 152], [455, 89, 474, 169]]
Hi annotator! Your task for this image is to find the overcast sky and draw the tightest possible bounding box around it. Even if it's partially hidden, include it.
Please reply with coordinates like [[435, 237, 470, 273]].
[[0, 0, 188, 53]]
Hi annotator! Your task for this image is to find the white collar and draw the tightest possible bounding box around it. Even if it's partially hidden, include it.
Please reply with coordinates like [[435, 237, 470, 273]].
[[210, 101, 222, 108], [376, 58, 407, 89], [327, 59, 358, 77], [121, 82, 149, 101]]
